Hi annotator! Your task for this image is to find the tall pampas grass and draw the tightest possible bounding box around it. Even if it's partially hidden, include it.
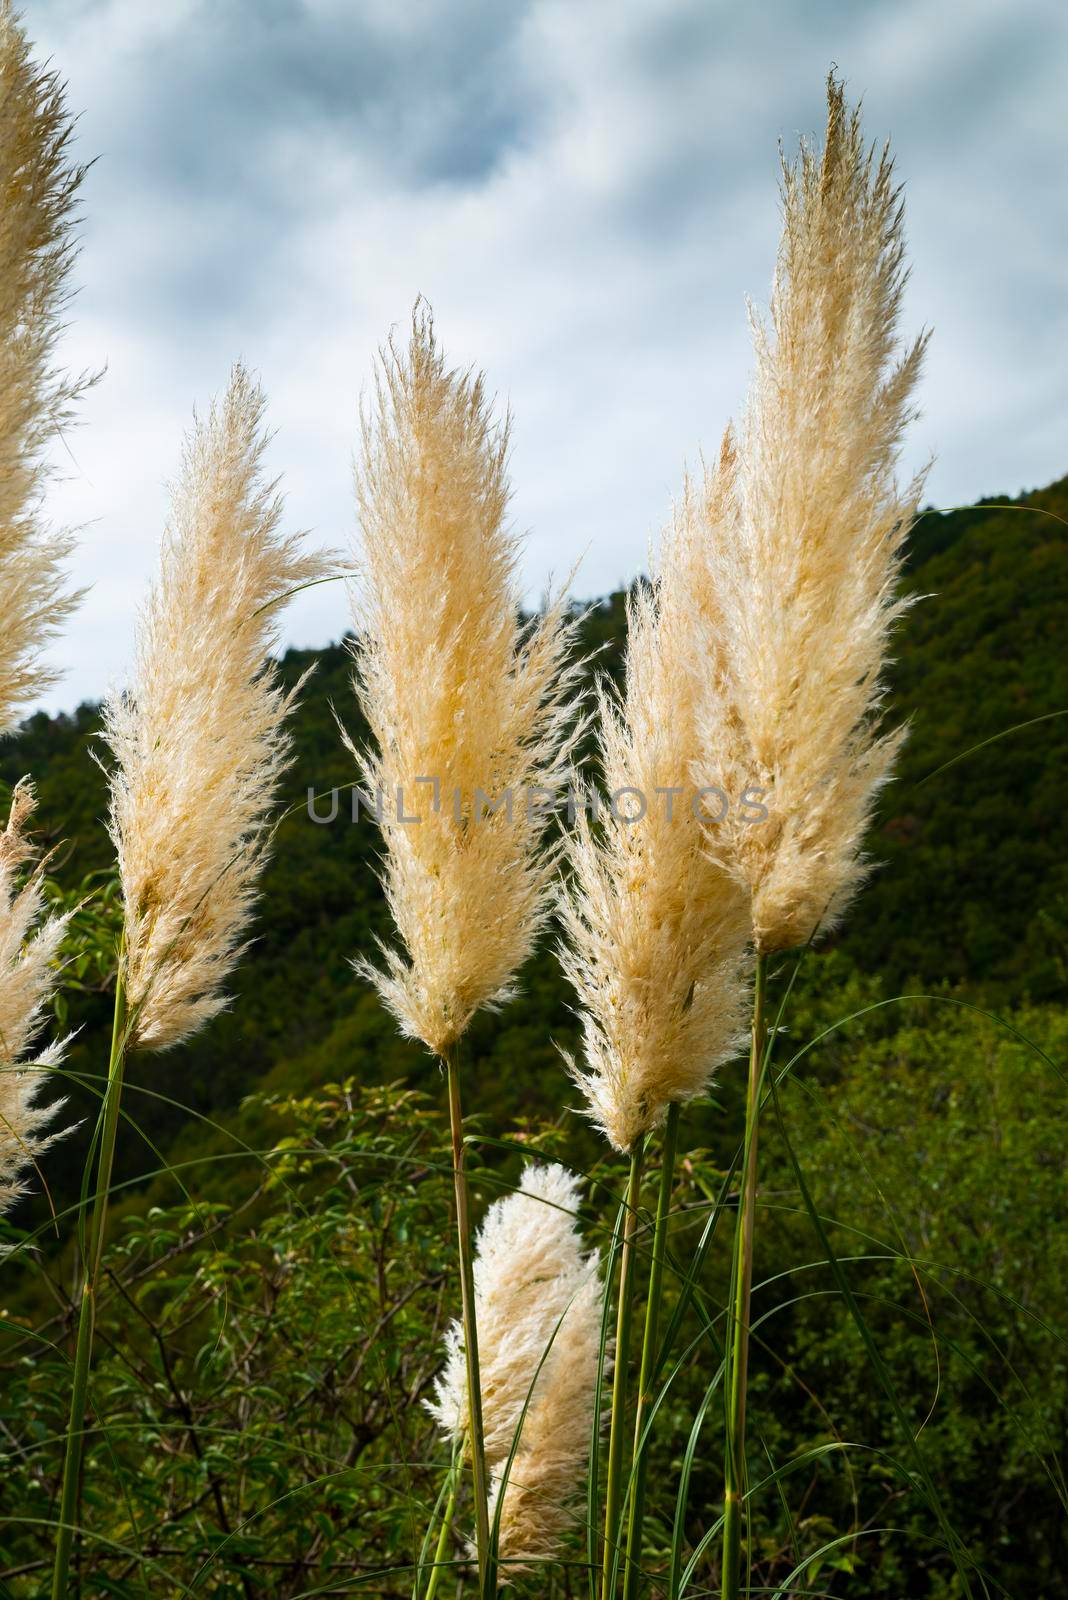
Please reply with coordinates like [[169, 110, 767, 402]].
[[104, 365, 331, 1049], [697, 73, 928, 956], [558, 441, 752, 1600], [52, 367, 329, 1600], [0, 2, 84, 1222], [0, 781, 69, 1216], [700, 76, 929, 1600], [349, 306, 580, 1581], [0, 0, 89, 734], [429, 1164, 602, 1576]]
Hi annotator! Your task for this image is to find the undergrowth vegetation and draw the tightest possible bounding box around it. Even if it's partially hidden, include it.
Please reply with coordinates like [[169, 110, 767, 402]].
[[4, 989, 1065, 1595]]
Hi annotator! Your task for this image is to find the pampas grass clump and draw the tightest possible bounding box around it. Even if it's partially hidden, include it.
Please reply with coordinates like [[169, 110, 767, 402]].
[[104, 366, 331, 1049], [696, 74, 928, 953], [0, 1, 83, 1213], [559, 441, 752, 1154], [349, 308, 580, 1058], [0, 782, 69, 1214], [429, 1163, 602, 1571], [0, 0, 88, 733]]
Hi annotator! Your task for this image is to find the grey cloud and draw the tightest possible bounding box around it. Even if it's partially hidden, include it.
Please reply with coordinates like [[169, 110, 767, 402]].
[[90, 0, 535, 196], [32, 0, 541, 333]]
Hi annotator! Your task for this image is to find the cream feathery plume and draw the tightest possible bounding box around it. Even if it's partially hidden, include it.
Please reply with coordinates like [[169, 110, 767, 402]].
[[488, 1264, 601, 1574], [558, 444, 752, 1156], [348, 306, 580, 1056], [428, 1163, 602, 1573], [103, 366, 332, 1050], [0, 781, 70, 1215], [0, 1, 89, 733], [695, 74, 929, 954]]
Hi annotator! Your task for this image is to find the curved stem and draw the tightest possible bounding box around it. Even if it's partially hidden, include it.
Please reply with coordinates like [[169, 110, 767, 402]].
[[622, 1102, 681, 1600], [444, 1042, 491, 1595], [51, 945, 127, 1600], [601, 1139, 645, 1600], [721, 955, 768, 1600]]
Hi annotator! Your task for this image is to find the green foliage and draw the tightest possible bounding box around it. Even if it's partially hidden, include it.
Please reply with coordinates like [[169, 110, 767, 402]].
[[2, 1084, 461, 1596], [42, 871, 123, 1027], [743, 989, 1068, 1598], [3, 998, 1063, 1595], [856, 483, 1068, 1001]]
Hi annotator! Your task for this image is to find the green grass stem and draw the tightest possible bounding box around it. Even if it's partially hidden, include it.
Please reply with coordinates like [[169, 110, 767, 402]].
[[51, 945, 128, 1600], [444, 1042, 491, 1595], [601, 1139, 645, 1600], [721, 953, 768, 1600], [622, 1102, 681, 1599]]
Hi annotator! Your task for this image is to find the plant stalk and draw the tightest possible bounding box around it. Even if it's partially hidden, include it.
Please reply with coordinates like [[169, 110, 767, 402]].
[[423, 1470, 459, 1600], [51, 946, 128, 1600], [444, 1042, 491, 1595], [621, 1102, 681, 1600], [601, 1138, 645, 1600], [721, 954, 768, 1600], [415, 1436, 462, 1600]]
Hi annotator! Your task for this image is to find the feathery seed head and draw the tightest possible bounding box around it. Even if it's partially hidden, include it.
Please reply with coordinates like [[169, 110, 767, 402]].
[[488, 1260, 602, 1573], [0, 779, 70, 1214], [695, 74, 929, 953], [349, 307, 581, 1056], [559, 442, 752, 1154], [0, 2, 89, 731], [427, 1162, 602, 1573], [104, 366, 332, 1050]]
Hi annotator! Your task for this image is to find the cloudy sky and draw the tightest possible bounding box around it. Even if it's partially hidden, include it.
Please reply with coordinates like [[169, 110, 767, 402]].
[[19, 0, 1068, 714]]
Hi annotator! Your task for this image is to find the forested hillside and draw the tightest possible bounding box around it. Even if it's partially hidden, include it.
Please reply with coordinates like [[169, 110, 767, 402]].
[[1, 477, 1065, 1215]]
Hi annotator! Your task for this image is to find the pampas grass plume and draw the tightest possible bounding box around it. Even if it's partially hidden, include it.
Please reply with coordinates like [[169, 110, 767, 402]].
[[0, 3, 82, 1208], [0, 781, 70, 1214], [0, 1, 89, 732], [349, 307, 580, 1057], [558, 442, 752, 1154], [104, 366, 332, 1049], [428, 1163, 601, 1572], [696, 74, 928, 953]]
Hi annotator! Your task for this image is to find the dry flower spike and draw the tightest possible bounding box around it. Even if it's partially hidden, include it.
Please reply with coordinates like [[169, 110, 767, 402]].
[[348, 306, 581, 1056], [104, 366, 332, 1050], [428, 1163, 602, 1573], [695, 73, 929, 953], [0, 0, 90, 734], [0, 782, 70, 1215], [559, 442, 752, 1154]]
